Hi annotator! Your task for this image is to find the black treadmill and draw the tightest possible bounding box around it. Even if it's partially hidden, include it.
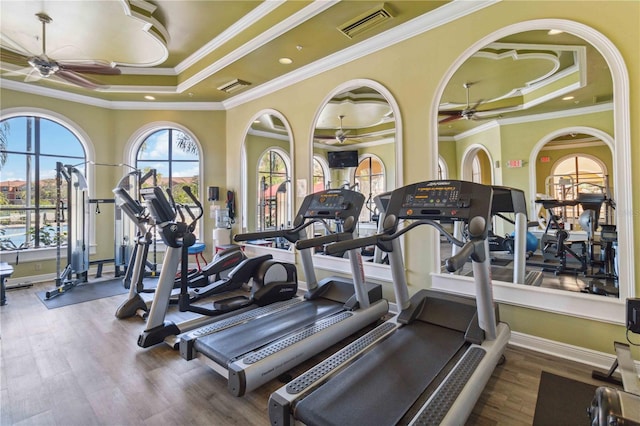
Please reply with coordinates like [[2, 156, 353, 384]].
[[179, 189, 389, 396], [269, 180, 511, 425]]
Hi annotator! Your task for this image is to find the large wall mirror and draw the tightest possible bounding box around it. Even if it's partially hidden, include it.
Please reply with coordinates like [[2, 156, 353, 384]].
[[309, 79, 402, 280], [241, 110, 294, 254], [431, 20, 634, 324]]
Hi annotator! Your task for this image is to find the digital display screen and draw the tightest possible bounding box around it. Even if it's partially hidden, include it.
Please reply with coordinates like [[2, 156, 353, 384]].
[[309, 193, 345, 210], [402, 182, 461, 208]]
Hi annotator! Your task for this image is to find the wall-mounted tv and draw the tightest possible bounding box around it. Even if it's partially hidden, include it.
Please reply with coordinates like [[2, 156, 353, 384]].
[[328, 150, 359, 168]]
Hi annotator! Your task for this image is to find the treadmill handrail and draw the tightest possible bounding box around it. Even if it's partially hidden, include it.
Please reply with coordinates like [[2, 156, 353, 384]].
[[295, 231, 353, 250], [234, 217, 331, 245], [324, 218, 466, 256]]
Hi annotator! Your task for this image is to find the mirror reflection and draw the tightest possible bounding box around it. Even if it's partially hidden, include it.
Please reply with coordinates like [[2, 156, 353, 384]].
[[437, 30, 618, 297], [243, 112, 293, 249], [312, 84, 397, 264]]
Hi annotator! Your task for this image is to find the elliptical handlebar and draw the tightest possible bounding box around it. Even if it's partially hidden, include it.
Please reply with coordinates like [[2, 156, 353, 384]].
[[181, 185, 204, 231], [165, 187, 184, 223]]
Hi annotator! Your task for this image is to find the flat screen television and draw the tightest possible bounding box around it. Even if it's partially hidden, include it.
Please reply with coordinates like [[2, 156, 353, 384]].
[[328, 150, 359, 168]]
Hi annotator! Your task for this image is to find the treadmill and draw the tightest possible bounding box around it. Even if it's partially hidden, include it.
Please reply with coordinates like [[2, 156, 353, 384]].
[[179, 188, 388, 397], [486, 186, 543, 286], [269, 180, 511, 425]]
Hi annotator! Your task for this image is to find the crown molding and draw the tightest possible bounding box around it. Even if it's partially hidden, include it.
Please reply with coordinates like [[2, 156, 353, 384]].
[[0, 79, 224, 111], [0, 0, 499, 110], [174, 1, 287, 74], [223, 0, 499, 109], [450, 102, 613, 141], [177, 1, 339, 93]]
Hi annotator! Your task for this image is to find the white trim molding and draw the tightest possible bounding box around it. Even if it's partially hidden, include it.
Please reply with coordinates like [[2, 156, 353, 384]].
[[430, 19, 634, 324]]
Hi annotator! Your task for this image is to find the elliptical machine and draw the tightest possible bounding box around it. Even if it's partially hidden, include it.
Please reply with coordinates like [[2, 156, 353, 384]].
[[137, 185, 297, 348], [113, 186, 246, 319]]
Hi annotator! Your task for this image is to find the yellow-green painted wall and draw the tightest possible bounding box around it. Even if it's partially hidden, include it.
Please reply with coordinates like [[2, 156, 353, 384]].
[[1, 1, 638, 357], [224, 1, 640, 355], [0, 90, 225, 275]]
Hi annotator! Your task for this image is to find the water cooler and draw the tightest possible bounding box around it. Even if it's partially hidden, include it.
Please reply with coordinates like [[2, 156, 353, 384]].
[[212, 207, 231, 254]]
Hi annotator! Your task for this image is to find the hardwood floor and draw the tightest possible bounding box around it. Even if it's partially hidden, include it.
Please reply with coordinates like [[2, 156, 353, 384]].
[[1, 279, 610, 425]]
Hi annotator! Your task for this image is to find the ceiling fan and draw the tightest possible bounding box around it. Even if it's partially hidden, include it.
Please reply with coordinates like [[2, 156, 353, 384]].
[[438, 82, 506, 124], [0, 12, 121, 89], [314, 115, 381, 145]]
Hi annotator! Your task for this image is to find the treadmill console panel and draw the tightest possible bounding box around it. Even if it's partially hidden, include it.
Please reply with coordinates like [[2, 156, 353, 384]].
[[298, 189, 364, 229], [387, 180, 492, 227]]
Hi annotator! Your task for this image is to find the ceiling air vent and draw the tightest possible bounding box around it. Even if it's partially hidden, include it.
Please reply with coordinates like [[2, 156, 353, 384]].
[[217, 79, 251, 93], [338, 3, 393, 39]]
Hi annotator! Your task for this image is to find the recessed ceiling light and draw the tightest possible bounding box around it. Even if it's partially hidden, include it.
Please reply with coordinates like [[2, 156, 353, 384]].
[[279, 57, 293, 65], [562, 96, 575, 101], [548, 29, 563, 35], [144, 95, 156, 100]]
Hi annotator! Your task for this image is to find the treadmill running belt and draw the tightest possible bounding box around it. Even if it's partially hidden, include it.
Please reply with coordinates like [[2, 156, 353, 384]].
[[193, 299, 344, 366], [295, 321, 465, 426]]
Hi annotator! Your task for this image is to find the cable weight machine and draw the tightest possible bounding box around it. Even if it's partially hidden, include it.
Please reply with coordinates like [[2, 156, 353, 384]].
[[45, 162, 89, 299]]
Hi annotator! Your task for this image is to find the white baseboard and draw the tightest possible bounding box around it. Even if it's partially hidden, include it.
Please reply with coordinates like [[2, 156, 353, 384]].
[[508, 331, 621, 371]]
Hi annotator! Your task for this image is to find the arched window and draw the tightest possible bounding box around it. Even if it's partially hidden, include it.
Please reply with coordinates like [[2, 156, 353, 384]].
[[257, 148, 290, 231], [0, 116, 86, 250], [313, 156, 329, 193], [438, 157, 448, 180], [550, 154, 610, 227], [354, 155, 385, 223], [471, 156, 481, 183], [134, 127, 201, 236], [551, 154, 608, 194]]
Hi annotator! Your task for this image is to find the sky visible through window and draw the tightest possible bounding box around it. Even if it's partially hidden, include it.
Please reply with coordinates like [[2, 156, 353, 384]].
[[1, 117, 85, 182]]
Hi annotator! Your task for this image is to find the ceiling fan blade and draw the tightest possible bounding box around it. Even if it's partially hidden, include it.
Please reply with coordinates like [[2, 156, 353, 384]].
[[469, 99, 484, 111], [438, 110, 462, 116], [439, 115, 462, 124], [0, 33, 38, 58], [56, 69, 100, 89], [0, 48, 30, 66], [0, 65, 31, 77], [24, 68, 44, 82], [58, 61, 121, 75]]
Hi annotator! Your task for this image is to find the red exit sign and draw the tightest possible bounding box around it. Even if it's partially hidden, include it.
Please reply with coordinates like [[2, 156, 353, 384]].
[[507, 159, 523, 168]]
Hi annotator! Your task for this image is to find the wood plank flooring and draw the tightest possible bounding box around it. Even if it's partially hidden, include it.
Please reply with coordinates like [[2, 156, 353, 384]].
[[1, 279, 613, 425]]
